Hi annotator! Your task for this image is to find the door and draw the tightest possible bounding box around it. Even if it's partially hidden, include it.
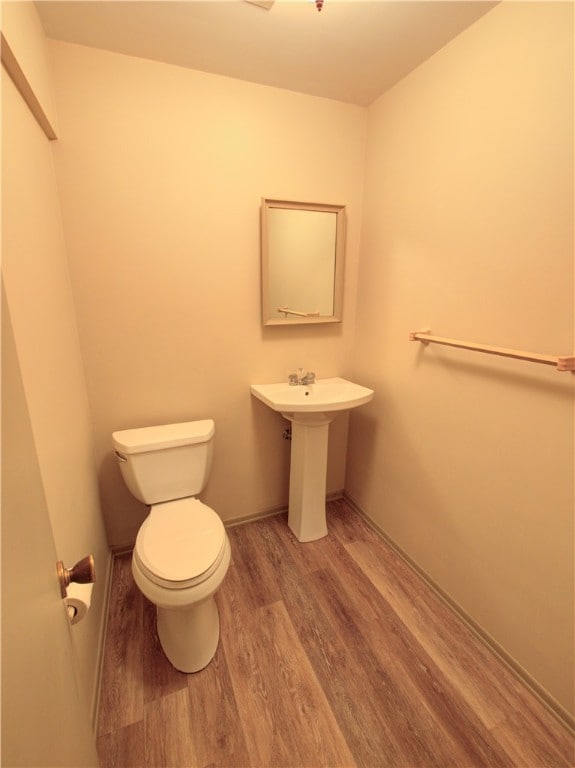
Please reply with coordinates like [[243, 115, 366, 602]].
[[1, 293, 99, 767]]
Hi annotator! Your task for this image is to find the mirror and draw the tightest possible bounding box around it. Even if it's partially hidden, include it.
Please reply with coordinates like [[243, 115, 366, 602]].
[[261, 198, 346, 326]]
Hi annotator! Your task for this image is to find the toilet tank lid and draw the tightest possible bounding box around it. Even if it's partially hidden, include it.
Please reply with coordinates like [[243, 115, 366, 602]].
[[112, 419, 215, 454]]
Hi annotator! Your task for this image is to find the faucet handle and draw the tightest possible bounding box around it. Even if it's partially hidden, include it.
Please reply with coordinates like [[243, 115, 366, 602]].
[[288, 369, 315, 385]]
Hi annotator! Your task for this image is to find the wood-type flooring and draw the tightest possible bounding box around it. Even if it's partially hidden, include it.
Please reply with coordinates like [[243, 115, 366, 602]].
[[97, 499, 574, 767]]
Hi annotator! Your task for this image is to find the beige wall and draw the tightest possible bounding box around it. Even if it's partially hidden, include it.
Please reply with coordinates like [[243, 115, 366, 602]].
[[347, 2, 574, 718], [47, 40, 367, 548], [9, 0, 572, 725], [1, 3, 110, 722]]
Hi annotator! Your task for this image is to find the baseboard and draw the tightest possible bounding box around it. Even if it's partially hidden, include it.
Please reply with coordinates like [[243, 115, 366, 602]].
[[224, 503, 287, 529], [223, 491, 344, 529], [110, 542, 135, 556], [343, 493, 575, 734], [91, 549, 114, 733]]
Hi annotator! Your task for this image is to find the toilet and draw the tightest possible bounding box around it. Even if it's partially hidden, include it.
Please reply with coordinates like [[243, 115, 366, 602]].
[[112, 419, 231, 673]]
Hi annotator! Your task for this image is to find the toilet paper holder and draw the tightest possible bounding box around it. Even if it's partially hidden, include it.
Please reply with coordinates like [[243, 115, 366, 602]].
[[57, 555, 96, 598]]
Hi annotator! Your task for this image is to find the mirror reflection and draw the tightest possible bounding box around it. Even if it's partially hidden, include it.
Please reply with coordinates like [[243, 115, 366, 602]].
[[261, 198, 345, 326]]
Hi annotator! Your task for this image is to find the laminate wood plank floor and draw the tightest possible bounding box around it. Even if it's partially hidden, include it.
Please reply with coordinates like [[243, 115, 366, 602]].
[[97, 499, 574, 768]]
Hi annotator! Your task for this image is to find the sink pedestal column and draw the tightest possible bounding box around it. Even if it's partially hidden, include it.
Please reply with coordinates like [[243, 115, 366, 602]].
[[284, 412, 332, 542], [251, 379, 374, 544]]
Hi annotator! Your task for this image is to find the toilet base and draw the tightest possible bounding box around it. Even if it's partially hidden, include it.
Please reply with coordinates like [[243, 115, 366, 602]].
[[132, 534, 231, 674], [157, 596, 220, 673]]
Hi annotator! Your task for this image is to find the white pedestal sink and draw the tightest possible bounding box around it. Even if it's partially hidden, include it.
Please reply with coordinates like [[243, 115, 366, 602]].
[[250, 377, 374, 542]]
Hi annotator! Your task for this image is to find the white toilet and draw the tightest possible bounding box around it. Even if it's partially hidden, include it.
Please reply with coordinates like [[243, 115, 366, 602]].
[[112, 419, 231, 673]]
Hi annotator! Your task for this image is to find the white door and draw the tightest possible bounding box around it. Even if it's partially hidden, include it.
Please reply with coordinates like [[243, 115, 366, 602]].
[[1, 295, 99, 767]]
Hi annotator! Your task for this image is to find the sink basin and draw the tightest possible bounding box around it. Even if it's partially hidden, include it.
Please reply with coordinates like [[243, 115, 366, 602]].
[[250, 377, 374, 414], [250, 377, 374, 543]]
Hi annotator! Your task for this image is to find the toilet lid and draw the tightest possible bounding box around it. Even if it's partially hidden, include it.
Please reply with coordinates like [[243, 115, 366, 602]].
[[135, 498, 225, 585]]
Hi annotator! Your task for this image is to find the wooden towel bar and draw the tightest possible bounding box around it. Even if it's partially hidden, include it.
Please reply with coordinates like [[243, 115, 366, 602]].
[[409, 331, 575, 372]]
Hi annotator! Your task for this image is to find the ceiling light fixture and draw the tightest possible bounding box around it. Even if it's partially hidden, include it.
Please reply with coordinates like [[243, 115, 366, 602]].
[[315, 0, 324, 9]]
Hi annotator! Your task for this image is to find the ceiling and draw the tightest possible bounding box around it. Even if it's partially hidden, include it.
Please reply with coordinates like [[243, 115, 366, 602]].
[[36, 1, 498, 106]]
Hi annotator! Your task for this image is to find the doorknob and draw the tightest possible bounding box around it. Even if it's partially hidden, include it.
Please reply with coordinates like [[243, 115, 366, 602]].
[[57, 555, 96, 598]]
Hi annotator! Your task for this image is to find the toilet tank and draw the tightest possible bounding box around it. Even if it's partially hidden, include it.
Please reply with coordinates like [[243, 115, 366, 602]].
[[112, 420, 215, 505]]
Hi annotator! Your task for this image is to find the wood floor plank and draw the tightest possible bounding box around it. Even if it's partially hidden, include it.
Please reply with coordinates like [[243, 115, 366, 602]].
[[217, 560, 284, 766], [96, 721, 144, 768], [265, 511, 354, 575], [97, 553, 144, 735], [144, 688, 197, 767], [307, 564, 514, 767], [345, 539, 532, 729], [327, 497, 384, 545], [318, 565, 518, 766], [186, 628, 252, 768], [252, 524, 411, 766], [345, 536, 575, 765], [219, 558, 356, 767], [490, 664, 575, 765], [227, 520, 282, 609], [491, 709, 575, 768]]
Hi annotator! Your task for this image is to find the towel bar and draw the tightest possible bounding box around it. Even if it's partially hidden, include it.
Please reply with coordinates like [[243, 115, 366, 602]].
[[409, 331, 575, 372]]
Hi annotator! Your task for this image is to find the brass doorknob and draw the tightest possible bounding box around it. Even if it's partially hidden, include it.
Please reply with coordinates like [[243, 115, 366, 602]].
[[57, 555, 96, 598]]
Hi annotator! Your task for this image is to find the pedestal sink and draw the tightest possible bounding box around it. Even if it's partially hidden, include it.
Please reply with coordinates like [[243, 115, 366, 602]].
[[250, 377, 374, 542]]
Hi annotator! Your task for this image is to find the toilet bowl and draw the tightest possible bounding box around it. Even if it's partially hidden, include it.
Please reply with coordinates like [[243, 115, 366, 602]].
[[112, 420, 230, 673]]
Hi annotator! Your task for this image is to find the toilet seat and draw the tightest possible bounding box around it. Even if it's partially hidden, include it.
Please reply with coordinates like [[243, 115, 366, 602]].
[[134, 498, 226, 590]]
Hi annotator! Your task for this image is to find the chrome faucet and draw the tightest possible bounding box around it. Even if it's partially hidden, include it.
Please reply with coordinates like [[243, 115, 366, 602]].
[[289, 369, 316, 386]]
